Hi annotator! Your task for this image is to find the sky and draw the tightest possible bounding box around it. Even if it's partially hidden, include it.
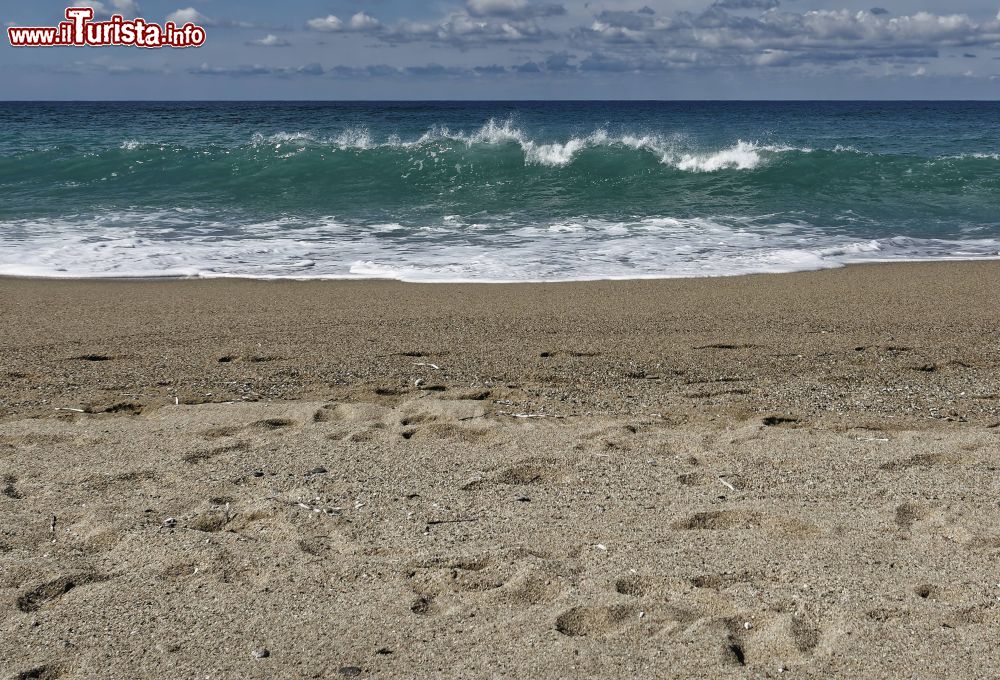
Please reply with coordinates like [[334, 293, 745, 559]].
[[2, 0, 1000, 99]]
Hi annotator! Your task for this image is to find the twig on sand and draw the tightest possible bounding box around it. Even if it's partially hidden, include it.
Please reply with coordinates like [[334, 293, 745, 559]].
[[719, 477, 736, 492], [497, 411, 566, 419], [55, 408, 85, 413], [426, 517, 479, 526], [413, 362, 441, 370]]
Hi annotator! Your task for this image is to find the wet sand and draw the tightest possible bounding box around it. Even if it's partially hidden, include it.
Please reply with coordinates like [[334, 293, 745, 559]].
[[1, 262, 999, 678]]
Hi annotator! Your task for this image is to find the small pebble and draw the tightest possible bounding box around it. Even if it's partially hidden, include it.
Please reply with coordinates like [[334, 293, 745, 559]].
[[307, 466, 328, 475], [252, 470, 265, 478], [162, 517, 176, 528], [252, 648, 270, 659], [339, 667, 362, 677]]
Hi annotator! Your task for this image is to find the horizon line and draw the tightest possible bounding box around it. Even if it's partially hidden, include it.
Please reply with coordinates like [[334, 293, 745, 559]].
[[3, 98, 1000, 103]]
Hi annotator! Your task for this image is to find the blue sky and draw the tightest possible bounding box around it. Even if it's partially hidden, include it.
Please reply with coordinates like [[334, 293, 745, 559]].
[[3, 0, 1000, 98]]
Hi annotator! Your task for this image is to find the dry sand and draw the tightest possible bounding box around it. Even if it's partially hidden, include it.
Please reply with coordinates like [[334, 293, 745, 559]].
[[1, 262, 998, 678]]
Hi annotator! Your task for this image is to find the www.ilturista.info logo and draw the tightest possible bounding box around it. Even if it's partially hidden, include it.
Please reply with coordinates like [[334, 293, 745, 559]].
[[8, 7, 206, 48]]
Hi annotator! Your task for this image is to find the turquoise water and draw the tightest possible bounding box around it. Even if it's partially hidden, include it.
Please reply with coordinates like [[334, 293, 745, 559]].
[[1, 101, 998, 280]]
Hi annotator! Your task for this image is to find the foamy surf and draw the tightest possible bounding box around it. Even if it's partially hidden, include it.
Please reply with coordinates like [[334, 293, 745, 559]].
[[1, 211, 997, 283]]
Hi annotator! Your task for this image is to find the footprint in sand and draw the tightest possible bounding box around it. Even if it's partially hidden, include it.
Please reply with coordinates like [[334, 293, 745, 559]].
[[462, 458, 568, 490], [3, 474, 23, 499], [761, 416, 801, 427], [84, 402, 144, 415], [181, 441, 248, 465], [16, 573, 109, 613], [674, 510, 817, 535], [405, 555, 508, 598], [894, 502, 933, 530], [405, 551, 566, 613], [880, 452, 962, 471], [400, 423, 490, 443], [501, 567, 567, 606], [161, 562, 199, 582], [554, 605, 637, 637], [253, 417, 298, 430], [722, 613, 824, 668], [15, 664, 64, 680], [200, 425, 242, 439], [689, 572, 762, 591]]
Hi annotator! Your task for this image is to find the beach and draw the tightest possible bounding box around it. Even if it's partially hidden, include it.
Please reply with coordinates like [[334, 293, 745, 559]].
[[1, 261, 998, 677]]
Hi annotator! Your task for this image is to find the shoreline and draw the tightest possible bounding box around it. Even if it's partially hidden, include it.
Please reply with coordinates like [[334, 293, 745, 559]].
[[4, 256, 1000, 285]]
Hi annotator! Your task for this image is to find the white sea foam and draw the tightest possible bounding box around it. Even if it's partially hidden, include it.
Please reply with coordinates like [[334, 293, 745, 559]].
[[239, 120, 815, 171], [942, 152, 1000, 160], [673, 141, 764, 172], [2, 210, 998, 283]]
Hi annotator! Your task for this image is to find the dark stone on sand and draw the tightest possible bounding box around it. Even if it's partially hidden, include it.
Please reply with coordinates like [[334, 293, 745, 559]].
[[339, 667, 362, 677], [307, 466, 328, 475]]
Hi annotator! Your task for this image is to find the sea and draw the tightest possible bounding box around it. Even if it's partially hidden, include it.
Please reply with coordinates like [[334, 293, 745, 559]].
[[1, 101, 998, 282]]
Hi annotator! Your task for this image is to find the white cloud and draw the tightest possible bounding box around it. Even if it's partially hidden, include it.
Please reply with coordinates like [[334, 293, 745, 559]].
[[467, 0, 529, 16], [306, 12, 382, 33], [349, 12, 381, 31], [250, 34, 290, 47], [465, 0, 564, 19], [307, 14, 344, 32], [576, 6, 1000, 67], [167, 8, 210, 25]]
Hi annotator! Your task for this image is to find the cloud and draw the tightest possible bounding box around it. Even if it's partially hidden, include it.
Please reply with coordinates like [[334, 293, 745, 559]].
[[349, 12, 381, 31], [306, 15, 343, 32], [465, 0, 565, 20], [194, 4, 1000, 83], [249, 34, 290, 47], [306, 5, 560, 46], [189, 61, 498, 80], [382, 12, 554, 45], [712, 0, 780, 10], [166, 7, 208, 25], [307, 12, 381, 33], [167, 6, 257, 28], [575, 6, 1000, 69], [41, 58, 169, 76], [190, 62, 325, 78]]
